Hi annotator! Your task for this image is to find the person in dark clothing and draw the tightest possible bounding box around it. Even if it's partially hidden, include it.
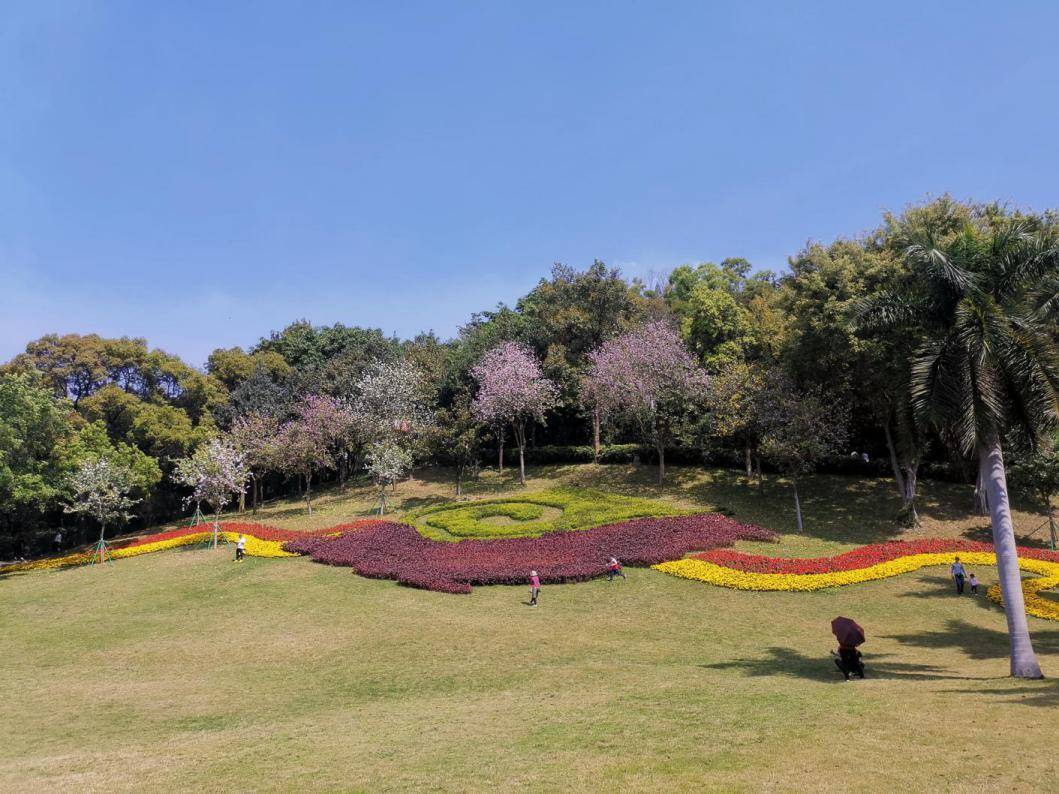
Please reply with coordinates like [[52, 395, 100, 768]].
[[833, 646, 865, 681]]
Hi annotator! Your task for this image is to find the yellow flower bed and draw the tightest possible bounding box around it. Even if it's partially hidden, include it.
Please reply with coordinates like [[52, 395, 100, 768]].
[[0, 531, 294, 575], [653, 552, 1059, 622]]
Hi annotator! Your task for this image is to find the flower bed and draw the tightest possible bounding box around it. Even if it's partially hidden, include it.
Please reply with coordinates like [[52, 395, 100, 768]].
[[0, 521, 373, 575], [652, 540, 1059, 622], [284, 514, 775, 594], [405, 488, 687, 541]]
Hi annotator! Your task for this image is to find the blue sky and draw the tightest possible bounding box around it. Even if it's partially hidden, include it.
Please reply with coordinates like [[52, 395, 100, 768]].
[[3, 1, 1059, 366]]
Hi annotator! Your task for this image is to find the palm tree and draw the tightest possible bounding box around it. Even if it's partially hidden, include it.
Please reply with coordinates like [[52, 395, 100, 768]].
[[859, 212, 1059, 679]]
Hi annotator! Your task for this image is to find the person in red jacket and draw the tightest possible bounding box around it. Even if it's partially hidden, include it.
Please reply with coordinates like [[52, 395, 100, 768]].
[[607, 557, 626, 581]]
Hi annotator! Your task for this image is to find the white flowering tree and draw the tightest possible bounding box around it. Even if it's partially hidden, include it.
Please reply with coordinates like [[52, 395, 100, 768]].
[[171, 439, 249, 547], [472, 342, 558, 486], [365, 440, 414, 514], [64, 458, 141, 563], [352, 360, 434, 446]]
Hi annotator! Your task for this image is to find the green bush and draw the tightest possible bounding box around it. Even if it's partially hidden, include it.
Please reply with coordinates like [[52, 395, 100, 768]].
[[404, 488, 686, 541]]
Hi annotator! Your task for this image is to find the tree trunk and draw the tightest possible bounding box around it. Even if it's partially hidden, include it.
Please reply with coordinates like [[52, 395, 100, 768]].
[[513, 422, 527, 486], [793, 479, 804, 532], [339, 454, 347, 490], [974, 468, 989, 515], [884, 418, 906, 499], [979, 440, 1043, 678], [212, 512, 221, 548], [98, 522, 107, 563], [592, 408, 601, 464], [657, 443, 665, 485], [305, 473, 313, 516], [238, 489, 245, 513], [900, 463, 920, 526], [755, 455, 764, 494], [378, 485, 387, 515], [456, 466, 463, 497], [745, 443, 753, 478], [498, 427, 504, 473], [251, 476, 259, 515]]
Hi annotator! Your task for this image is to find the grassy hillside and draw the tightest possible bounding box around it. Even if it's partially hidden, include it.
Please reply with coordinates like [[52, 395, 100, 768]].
[[2, 465, 1057, 791]]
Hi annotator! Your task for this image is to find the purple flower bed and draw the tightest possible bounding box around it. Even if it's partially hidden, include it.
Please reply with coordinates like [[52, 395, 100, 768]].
[[284, 514, 776, 594]]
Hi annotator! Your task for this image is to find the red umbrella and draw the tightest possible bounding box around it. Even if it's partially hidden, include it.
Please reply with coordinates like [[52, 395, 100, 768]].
[[831, 616, 865, 647]]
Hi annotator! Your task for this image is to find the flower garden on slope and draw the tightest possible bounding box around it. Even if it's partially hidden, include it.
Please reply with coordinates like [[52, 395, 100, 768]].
[[285, 513, 776, 593], [0, 522, 359, 574], [652, 539, 1059, 621], [404, 487, 686, 540]]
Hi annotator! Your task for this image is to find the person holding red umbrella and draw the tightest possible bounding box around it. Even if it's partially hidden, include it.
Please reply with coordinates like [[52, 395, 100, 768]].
[[831, 617, 866, 681]]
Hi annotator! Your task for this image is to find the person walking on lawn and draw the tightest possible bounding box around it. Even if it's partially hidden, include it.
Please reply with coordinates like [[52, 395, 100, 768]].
[[235, 534, 247, 562], [950, 556, 966, 594], [528, 570, 541, 606]]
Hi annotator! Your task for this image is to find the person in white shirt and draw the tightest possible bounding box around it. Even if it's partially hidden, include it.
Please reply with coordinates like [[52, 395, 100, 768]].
[[950, 556, 966, 594], [235, 534, 247, 562]]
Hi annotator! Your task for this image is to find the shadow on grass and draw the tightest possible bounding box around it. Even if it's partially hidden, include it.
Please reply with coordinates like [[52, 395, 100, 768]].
[[883, 619, 1059, 661], [699, 646, 992, 682]]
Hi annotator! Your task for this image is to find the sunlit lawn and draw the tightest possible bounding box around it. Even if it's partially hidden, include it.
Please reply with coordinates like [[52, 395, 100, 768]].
[[2, 464, 1057, 791]]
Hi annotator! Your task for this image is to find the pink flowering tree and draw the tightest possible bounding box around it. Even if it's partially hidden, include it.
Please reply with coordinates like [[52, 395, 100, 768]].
[[277, 394, 357, 514], [584, 322, 707, 484], [471, 342, 558, 486], [226, 412, 282, 513]]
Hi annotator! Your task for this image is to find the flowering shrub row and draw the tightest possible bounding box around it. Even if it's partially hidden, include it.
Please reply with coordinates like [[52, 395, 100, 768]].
[[285, 513, 775, 594], [690, 538, 1059, 573], [406, 488, 686, 541], [0, 521, 360, 575], [653, 543, 1059, 622]]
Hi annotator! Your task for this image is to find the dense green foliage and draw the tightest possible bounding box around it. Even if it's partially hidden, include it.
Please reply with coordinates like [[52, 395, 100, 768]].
[[406, 488, 683, 540]]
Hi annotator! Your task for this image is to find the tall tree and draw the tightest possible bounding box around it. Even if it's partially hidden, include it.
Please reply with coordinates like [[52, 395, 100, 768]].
[[584, 322, 707, 484], [858, 209, 1059, 678], [472, 342, 558, 486], [757, 371, 848, 531]]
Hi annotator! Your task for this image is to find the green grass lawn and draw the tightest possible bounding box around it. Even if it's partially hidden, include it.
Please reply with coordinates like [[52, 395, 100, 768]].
[[3, 464, 1058, 792]]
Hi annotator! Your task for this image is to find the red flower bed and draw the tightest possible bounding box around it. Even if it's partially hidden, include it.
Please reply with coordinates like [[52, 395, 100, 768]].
[[112, 520, 376, 549], [284, 514, 775, 594], [693, 538, 1059, 574]]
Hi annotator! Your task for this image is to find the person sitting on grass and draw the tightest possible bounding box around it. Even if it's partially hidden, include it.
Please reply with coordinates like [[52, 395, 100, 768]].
[[832, 645, 865, 681], [235, 534, 247, 562], [607, 557, 626, 581], [528, 570, 541, 607]]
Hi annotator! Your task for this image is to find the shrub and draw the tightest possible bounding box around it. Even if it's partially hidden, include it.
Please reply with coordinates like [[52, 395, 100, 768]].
[[405, 488, 686, 540], [284, 513, 775, 594]]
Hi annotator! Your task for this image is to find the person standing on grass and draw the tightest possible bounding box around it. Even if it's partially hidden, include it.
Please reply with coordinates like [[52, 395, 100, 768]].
[[969, 572, 979, 595], [235, 534, 247, 562], [528, 570, 541, 606], [607, 557, 626, 581], [950, 556, 966, 594]]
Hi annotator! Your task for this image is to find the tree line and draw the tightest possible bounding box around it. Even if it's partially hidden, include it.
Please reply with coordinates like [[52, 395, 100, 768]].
[[3, 196, 1058, 565]]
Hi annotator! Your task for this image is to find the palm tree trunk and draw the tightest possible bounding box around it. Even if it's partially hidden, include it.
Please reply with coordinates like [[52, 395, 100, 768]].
[[979, 440, 1043, 678], [793, 479, 803, 532]]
